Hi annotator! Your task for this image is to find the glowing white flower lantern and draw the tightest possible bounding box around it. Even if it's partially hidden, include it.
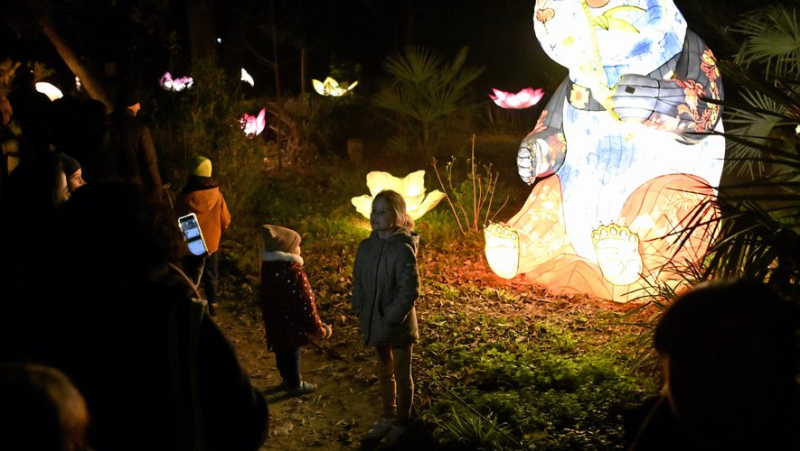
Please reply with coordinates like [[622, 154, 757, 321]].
[[240, 107, 266, 137], [160, 72, 194, 92], [489, 88, 544, 109], [35, 82, 62, 101], [351, 170, 446, 221], [483, 0, 725, 302], [312, 77, 358, 97], [241, 68, 255, 87]]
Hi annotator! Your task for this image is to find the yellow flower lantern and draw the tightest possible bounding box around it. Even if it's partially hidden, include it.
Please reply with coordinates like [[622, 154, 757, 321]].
[[312, 77, 358, 97], [351, 170, 445, 221]]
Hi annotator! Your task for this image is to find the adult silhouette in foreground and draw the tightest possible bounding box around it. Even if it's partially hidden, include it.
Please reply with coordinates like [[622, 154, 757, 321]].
[[0, 183, 268, 451], [629, 279, 799, 450]]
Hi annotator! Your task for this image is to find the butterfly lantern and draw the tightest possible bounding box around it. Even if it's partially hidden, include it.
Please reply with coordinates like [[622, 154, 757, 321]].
[[240, 108, 266, 137], [351, 170, 446, 221], [160, 72, 194, 92], [489, 88, 544, 109], [312, 77, 358, 97]]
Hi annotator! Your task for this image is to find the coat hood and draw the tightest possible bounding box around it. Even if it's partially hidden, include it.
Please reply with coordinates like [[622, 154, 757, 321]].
[[370, 229, 419, 255], [183, 186, 224, 212]]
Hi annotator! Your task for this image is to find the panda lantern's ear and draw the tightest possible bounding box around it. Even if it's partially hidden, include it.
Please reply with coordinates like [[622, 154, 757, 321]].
[[586, 0, 611, 8]]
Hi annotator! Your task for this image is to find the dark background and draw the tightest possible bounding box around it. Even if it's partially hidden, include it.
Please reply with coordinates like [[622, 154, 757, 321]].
[[0, 0, 775, 99]]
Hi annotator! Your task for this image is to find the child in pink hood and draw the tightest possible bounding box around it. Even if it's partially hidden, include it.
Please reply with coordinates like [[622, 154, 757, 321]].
[[259, 225, 332, 395]]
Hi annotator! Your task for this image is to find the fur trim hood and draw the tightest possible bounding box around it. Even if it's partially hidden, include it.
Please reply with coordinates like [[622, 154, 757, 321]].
[[259, 249, 304, 266]]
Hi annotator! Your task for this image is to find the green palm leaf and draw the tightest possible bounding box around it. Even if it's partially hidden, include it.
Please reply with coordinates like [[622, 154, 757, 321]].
[[733, 5, 800, 78]]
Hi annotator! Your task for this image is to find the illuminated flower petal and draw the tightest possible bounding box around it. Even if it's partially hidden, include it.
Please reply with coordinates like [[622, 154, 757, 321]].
[[490, 87, 544, 109], [240, 107, 267, 137], [160, 72, 194, 92], [35, 82, 62, 101], [313, 76, 358, 97], [352, 170, 445, 220], [351, 195, 373, 219], [241, 68, 255, 87]]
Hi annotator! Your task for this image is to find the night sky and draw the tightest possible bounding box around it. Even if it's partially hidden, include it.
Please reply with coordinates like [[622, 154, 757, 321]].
[[0, 0, 777, 99]]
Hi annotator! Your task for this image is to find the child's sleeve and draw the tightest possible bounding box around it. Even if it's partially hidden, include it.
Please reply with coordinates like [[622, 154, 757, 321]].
[[350, 243, 365, 316], [220, 194, 231, 232], [384, 244, 420, 324], [292, 267, 326, 337]]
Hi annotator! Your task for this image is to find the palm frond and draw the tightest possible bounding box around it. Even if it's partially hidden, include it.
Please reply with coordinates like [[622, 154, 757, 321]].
[[382, 46, 443, 84], [733, 6, 800, 78]]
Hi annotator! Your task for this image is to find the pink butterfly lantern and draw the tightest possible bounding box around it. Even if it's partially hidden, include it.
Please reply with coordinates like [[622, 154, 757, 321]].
[[240, 108, 267, 137], [489, 87, 544, 109]]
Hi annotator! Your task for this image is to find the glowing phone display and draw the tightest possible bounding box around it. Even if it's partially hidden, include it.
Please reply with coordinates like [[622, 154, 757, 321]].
[[178, 213, 208, 257]]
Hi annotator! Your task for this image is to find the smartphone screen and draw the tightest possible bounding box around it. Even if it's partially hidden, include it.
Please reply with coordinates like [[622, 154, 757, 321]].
[[178, 214, 208, 256]]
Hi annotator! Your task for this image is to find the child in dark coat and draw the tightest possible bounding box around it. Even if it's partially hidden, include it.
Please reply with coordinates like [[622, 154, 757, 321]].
[[259, 225, 332, 395]]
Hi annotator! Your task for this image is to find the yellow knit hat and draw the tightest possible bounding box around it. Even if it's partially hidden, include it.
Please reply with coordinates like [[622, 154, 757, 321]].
[[189, 156, 212, 177]]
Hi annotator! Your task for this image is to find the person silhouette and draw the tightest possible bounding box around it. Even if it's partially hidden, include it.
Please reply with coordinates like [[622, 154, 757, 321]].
[[629, 279, 799, 450], [0, 363, 90, 451]]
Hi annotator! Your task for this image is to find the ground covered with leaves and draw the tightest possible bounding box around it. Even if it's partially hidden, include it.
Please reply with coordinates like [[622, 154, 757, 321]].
[[210, 159, 661, 450]]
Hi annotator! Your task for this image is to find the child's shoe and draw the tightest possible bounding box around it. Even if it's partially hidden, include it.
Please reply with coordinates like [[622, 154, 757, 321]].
[[364, 417, 394, 442], [378, 423, 407, 449], [287, 380, 316, 396]]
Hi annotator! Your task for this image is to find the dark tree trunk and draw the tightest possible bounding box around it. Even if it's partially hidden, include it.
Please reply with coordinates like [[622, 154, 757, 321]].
[[186, 0, 217, 69], [218, 3, 252, 78], [35, 9, 113, 112]]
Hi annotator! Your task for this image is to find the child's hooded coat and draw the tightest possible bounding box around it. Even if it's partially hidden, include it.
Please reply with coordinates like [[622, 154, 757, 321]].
[[351, 229, 420, 347]]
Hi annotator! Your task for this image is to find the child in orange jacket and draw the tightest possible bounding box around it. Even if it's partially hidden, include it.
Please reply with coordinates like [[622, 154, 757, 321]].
[[177, 156, 231, 316]]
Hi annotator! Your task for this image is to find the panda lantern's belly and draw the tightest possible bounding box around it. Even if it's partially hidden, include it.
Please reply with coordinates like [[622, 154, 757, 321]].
[[556, 106, 725, 260]]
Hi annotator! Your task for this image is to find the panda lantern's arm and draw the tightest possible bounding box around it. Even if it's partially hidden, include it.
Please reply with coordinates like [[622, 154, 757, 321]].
[[517, 80, 569, 185], [610, 30, 723, 135]]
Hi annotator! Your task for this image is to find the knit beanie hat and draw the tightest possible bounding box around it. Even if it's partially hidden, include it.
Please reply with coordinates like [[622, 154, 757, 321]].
[[59, 152, 81, 177], [115, 85, 141, 109], [262, 225, 301, 253], [189, 156, 212, 178]]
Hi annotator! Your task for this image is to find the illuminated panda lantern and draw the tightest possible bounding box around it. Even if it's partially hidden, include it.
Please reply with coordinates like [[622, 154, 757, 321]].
[[484, 0, 725, 302]]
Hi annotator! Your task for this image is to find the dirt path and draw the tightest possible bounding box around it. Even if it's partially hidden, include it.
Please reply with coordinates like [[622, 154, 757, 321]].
[[215, 307, 385, 450]]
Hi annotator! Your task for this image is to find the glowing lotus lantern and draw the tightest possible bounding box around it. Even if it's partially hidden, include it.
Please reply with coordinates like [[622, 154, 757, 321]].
[[312, 77, 358, 97], [489, 88, 544, 109], [35, 82, 63, 101], [160, 72, 194, 92], [241, 68, 255, 87], [240, 108, 266, 137], [351, 170, 446, 221]]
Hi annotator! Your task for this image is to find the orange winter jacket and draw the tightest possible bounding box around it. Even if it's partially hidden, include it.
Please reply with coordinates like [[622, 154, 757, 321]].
[[177, 185, 231, 253]]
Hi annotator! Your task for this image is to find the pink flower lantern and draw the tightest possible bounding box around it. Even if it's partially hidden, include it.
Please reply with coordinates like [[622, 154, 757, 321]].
[[489, 88, 544, 109], [240, 108, 266, 137], [160, 72, 194, 92]]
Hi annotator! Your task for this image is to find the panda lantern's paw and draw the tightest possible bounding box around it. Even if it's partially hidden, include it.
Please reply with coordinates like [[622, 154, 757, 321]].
[[591, 223, 643, 286], [484, 223, 520, 279]]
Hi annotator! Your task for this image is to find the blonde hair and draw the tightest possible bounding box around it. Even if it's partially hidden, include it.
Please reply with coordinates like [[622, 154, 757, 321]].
[[374, 190, 414, 232]]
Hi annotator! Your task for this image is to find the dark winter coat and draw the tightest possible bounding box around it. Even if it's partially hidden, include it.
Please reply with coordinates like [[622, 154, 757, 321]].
[[0, 266, 268, 451], [351, 229, 420, 346], [105, 109, 162, 189], [177, 179, 231, 253], [259, 250, 326, 350]]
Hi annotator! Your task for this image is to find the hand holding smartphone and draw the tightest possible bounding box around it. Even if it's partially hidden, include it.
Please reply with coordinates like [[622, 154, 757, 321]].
[[178, 213, 209, 257]]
